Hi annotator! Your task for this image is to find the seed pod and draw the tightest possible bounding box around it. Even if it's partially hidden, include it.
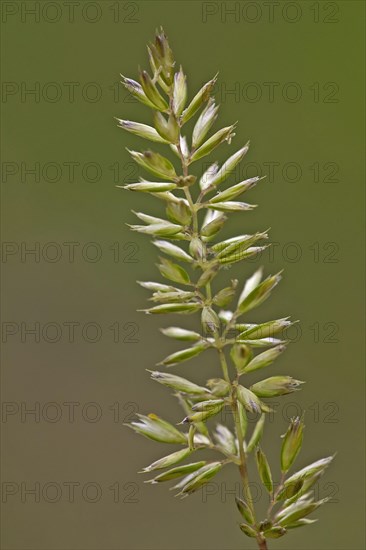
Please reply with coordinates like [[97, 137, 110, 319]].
[[238, 272, 282, 314], [285, 518, 318, 529], [256, 447, 273, 493], [138, 281, 176, 292], [214, 424, 237, 456], [208, 201, 256, 212], [276, 498, 330, 526], [237, 267, 263, 306], [237, 385, 263, 415], [147, 461, 207, 483], [181, 74, 218, 123], [157, 257, 190, 285], [139, 70, 168, 111], [213, 285, 237, 307], [206, 378, 231, 397], [160, 327, 202, 341], [128, 413, 186, 444], [150, 290, 196, 303], [219, 246, 268, 266], [149, 371, 209, 395], [160, 342, 208, 367], [199, 162, 220, 191], [153, 112, 180, 143], [183, 406, 223, 424], [192, 99, 219, 149], [128, 223, 183, 237], [191, 399, 225, 412], [120, 75, 157, 109], [237, 401, 248, 439], [142, 303, 201, 315], [166, 200, 192, 225], [247, 413, 265, 453], [239, 523, 257, 537], [230, 344, 253, 374], [239, 318, 292, 340], [214, 232, 268, 260], [209, 177, 261, 202], [281, 417, 304, 473], [243, 344, 286, 374], [278, 457, 334, 500], [209, 143, 250, 187], [141, 447, 192, 472], [122, 181, 177, 193], [153, 240, 193, 263], [128, 149, 177, 181], [235, 497, 255, 524], [179, 461, 223, 495], [116, 118, 169, 143], [190, 125, 236, 163], [196, 262, 220, 287], [237, 337, 287, 348], [264, 526, 287, 538], [250, 376, 304, 398], [201, 306, 220, 335], [189, 236, 206, 261], [201, 214, 226, 238], [172, 66, 187, 116]]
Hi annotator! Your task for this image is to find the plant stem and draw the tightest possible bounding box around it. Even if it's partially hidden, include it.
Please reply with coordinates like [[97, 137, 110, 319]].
[[175, 112, 267, 550]]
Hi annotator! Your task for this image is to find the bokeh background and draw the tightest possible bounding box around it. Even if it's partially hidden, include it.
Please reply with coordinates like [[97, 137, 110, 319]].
[[1, 1, 365, 549]]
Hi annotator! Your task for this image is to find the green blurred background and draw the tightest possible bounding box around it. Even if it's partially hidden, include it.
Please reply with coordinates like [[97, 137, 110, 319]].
[[1, 1, 365, 549]]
